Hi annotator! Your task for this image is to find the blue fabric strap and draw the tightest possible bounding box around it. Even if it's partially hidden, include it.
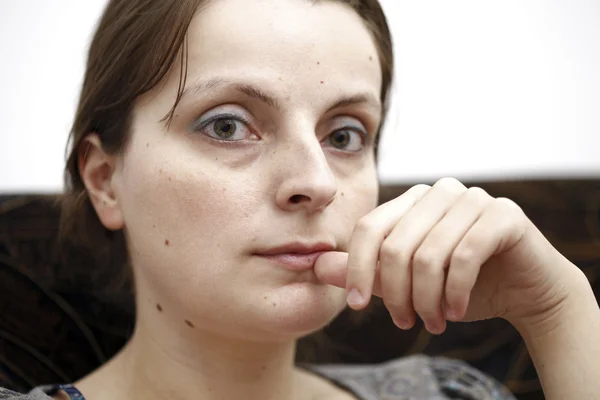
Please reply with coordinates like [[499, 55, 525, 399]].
[[52, 384, 86, 400]]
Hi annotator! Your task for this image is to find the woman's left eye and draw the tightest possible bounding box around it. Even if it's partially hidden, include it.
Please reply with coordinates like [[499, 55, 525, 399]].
[[194, 114, 256, 142], [324, 129, 365, 152]]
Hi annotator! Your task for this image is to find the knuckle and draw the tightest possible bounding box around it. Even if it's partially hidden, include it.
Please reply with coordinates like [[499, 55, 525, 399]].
[[379, 241, 407, 266], [354, 216, 379, 236], [435, 177, 465, 192], [444, 278, 465, 299], [465, 186, 490, 202], [411, 184, 432, 195], [450, 246, 476, 267], [492, 197, 527, 231], [495, 197, 524, 215], [412, 247, 442, 272]]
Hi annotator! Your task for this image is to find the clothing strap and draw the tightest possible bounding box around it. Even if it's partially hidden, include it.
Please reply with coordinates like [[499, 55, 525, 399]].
[[48, 384, 86, 400]]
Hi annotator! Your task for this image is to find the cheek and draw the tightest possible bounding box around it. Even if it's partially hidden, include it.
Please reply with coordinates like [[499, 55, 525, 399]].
[[114, 144, 261, 262], [344, 163, 379, 212], [333, 170, 379, 243]]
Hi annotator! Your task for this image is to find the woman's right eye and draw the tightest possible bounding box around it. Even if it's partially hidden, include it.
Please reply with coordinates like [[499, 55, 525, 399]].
[[193, 113, 257, 142]]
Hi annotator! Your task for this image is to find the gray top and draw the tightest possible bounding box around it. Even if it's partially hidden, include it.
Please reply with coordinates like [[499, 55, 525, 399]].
[[0, 355, 515, 399]]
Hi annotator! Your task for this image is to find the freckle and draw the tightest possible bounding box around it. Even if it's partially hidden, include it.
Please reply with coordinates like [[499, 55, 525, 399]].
[[215, 157, 219, 161], [369, 56, 373, 61], [146, 143, 150, 148], [317, 61, 320, 65], [320, 81, 324, 84], [185, 320, 195, 328], [159, 168, 163, 174], [156, 303, 163, 312], [272, 302, 277, 307], [264, 296, 267, 300], [165, 239, 170, 246], [341, 192, 345, 197], [261, 365, 267, 371], [278, 77, 283, 81], [168, 177, 172, 181]]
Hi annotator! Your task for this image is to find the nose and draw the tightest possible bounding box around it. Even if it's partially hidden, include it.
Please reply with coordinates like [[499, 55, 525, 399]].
[[275, 136, 337, 213]]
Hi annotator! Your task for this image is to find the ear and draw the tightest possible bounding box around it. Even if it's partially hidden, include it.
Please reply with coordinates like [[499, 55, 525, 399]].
[[78, 134, 124, 231]]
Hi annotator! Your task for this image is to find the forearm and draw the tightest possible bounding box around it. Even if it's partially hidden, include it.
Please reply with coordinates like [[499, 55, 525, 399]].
[[515, 269, 600, 400]]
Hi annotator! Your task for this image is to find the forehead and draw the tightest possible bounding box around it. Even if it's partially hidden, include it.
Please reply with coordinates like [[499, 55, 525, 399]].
[[180, 0, 382, 103]]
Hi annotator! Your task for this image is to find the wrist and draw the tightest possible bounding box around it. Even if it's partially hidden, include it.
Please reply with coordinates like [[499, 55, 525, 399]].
[[511, 264, 595, 340]]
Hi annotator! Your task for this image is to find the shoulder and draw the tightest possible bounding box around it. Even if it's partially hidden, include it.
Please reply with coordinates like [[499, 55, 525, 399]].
[[307, 355, 516, 400], [0, 386, 54, 400]]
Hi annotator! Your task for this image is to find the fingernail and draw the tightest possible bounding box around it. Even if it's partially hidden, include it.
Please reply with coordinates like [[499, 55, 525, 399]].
[[346, 288, 364, 307], [425, 321, 443, 335], [393, 318, 412, 330], [445, 308, 458, 320]]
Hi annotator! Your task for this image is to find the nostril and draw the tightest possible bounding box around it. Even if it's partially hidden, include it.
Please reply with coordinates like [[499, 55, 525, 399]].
[[289, 194, 308, 204]]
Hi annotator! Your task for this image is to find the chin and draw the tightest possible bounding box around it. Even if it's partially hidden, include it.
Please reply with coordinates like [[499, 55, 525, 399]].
[[241, 282, 347, 341]]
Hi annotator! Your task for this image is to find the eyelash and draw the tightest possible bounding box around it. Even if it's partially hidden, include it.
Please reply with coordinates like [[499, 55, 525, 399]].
[[192, 112, 369, 151], [195, 113, 252, 132], [192, 112, 256, 145], [335, 126, 369, 142]]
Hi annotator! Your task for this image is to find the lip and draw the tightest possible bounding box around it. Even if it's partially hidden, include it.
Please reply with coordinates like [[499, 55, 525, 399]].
[[255, 242, 334, 271]]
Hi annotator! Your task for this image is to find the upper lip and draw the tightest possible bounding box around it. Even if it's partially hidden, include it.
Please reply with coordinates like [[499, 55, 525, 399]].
[[257, 242, 335, 255]]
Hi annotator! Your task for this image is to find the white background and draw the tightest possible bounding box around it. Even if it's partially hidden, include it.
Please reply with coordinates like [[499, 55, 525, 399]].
[[1, 0, 599, 193]]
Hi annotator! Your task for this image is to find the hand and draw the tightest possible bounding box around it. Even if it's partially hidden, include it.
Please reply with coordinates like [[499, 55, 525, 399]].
[[315, 178, 584, 335]]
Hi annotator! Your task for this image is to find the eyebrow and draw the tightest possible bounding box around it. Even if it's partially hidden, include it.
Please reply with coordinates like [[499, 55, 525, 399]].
[[178, 78, 381, 114], [179, 78, 281, 110], [326, 94, 381, 114]]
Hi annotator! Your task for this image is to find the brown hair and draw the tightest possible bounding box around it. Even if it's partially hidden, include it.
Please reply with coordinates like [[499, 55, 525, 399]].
[[59, 0, 394, 297]]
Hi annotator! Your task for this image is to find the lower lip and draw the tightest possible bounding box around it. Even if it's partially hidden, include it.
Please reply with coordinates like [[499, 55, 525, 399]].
[[256, 252, 325, 271]]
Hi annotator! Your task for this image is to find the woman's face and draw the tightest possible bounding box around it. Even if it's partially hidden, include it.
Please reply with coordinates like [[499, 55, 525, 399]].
[[111, 0, 382, 340]]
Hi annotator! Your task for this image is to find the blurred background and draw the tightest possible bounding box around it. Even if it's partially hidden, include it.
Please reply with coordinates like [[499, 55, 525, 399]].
[[0, 1, 599, 399]]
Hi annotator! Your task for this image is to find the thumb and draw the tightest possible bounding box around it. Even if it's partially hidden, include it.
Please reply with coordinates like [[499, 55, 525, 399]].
[[314, 251, 349, 288], [314, 251, 382, 297]]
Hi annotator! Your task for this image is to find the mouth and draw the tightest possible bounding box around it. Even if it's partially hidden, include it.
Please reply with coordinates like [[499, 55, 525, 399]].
[[255, 242, 335, 272]]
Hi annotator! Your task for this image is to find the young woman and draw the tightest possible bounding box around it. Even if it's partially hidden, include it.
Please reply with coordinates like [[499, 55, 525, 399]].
[[1, 0, 599, 399]]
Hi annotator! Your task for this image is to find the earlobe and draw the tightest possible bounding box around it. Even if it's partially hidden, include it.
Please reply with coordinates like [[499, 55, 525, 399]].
[[78, 134, 124, 231]]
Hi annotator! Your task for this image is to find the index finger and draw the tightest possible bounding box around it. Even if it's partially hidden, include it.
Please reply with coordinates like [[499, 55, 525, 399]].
[[345, 184, 430, 309]]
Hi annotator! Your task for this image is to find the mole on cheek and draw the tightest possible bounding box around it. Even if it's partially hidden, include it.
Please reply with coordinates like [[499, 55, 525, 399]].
[[185, 320, 195, 328], [165, 239, 170, 246], [320, 80, 324, 84], [156, 303, 163, 312]]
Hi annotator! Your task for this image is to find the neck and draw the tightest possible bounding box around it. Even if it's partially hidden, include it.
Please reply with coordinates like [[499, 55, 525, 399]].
[[76, 311, 314, 400]]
